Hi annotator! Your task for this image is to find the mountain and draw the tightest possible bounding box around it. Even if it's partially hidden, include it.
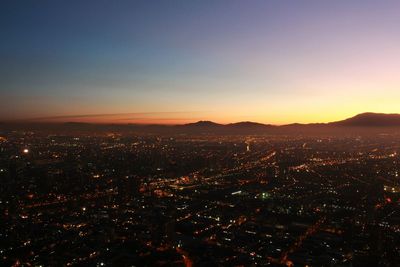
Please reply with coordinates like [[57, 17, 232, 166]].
[[175, 120, 273, 134], [330, 112, 400, 127], [227, 121, 272, 128], [182, 121, 223, 127]]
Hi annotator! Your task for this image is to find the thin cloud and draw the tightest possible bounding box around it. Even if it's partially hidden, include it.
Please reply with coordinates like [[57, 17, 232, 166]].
[[116, 117, 201, 121], [22, 112, 198, 121]]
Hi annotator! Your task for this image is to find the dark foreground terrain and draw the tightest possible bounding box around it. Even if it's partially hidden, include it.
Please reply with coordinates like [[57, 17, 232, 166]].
[[0, 127, 399, 266]]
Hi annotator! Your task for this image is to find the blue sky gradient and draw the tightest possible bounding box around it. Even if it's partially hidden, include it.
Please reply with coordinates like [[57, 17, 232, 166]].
[[1, 1, 400, 124]]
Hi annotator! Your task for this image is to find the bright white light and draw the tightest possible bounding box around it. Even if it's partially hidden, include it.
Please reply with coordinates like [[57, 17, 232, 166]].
[[23, 148, 29, 154]]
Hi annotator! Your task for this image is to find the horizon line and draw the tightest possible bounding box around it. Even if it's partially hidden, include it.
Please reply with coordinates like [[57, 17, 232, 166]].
[[1, 111, 399, 127]]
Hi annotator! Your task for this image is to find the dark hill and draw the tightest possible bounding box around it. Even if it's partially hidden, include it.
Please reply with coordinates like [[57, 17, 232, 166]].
[[182, 121, 223, 127], [331, 112, 400, 127]]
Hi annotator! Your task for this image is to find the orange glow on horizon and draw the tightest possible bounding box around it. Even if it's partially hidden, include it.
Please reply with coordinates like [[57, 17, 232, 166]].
[[16, 108, 400, 126]]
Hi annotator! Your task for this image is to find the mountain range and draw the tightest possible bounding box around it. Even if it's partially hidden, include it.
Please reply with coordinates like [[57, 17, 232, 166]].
[[2, 112, 400, 134], [171, 113, 400, 134], [178, 112, 400, 128]]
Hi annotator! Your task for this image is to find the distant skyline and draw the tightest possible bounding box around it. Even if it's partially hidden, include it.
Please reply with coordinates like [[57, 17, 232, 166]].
[[1, 1, 400, 124]]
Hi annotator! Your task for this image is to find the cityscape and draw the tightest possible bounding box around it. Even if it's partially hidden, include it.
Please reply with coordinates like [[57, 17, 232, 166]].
[[1, 121, 400, 266], [1, 1, 400, 266]]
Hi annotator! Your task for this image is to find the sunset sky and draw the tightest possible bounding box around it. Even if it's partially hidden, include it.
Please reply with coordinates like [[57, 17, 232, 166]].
[[1, 0, 400, 125]]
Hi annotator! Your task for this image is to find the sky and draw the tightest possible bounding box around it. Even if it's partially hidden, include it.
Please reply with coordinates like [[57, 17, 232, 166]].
[[1, 0, 400, 125]]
